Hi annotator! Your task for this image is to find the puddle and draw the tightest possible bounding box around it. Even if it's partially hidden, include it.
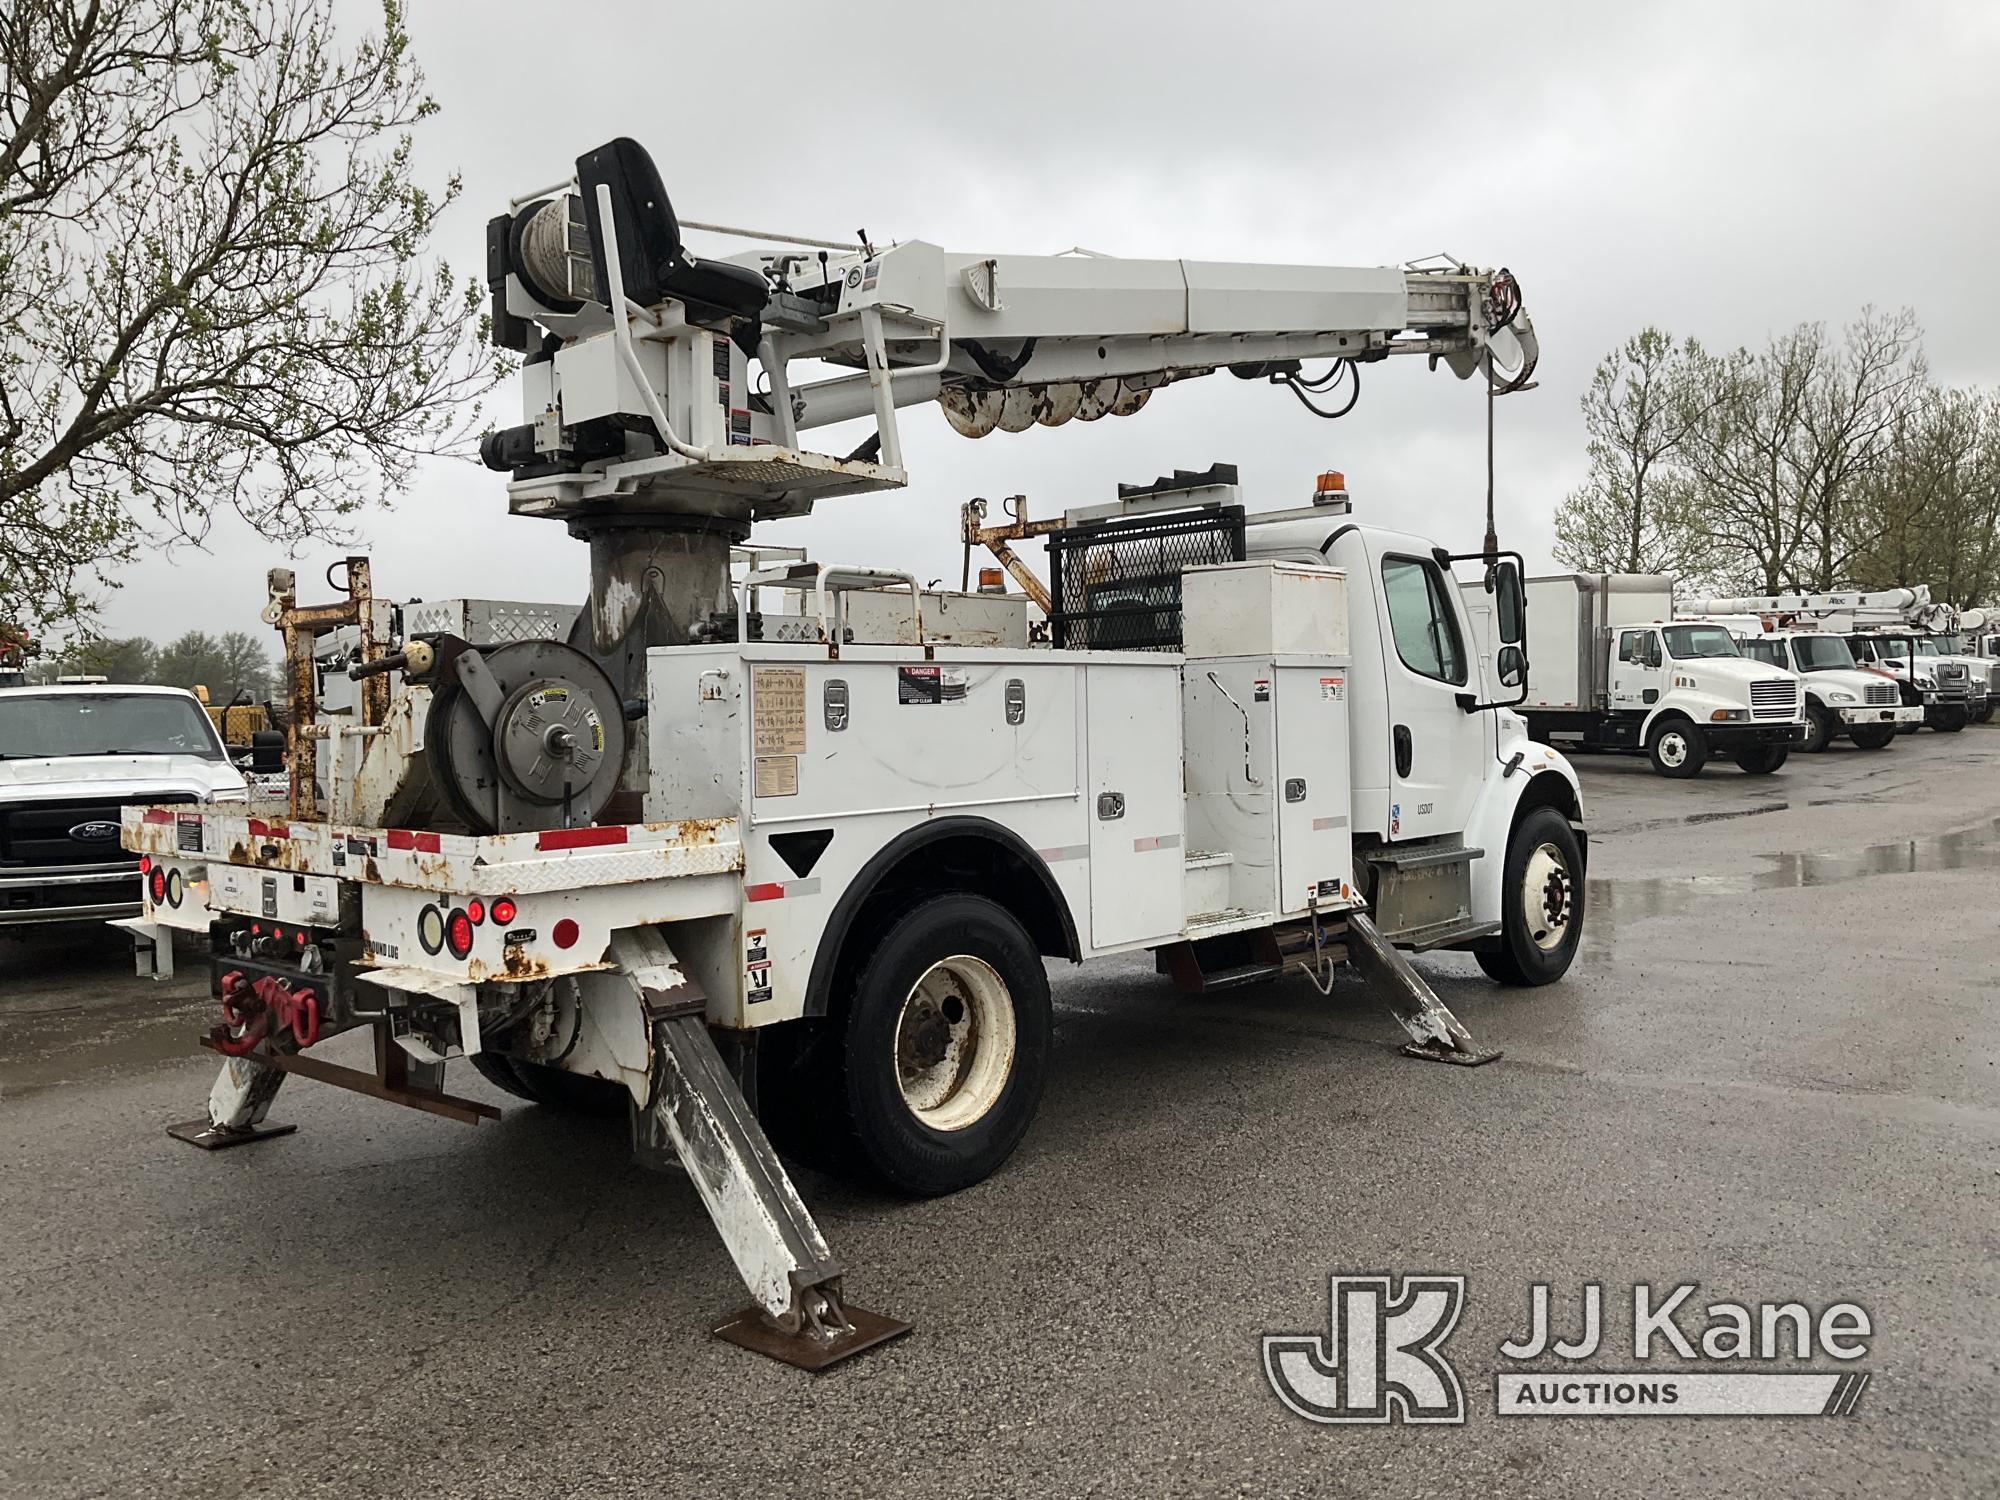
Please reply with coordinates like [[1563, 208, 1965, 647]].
[[0, 993, 214, 1098], [1586, 817, 2000, 944]]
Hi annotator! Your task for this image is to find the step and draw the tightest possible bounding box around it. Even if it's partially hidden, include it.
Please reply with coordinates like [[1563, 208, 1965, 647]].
[[1183, 850, 1236, 920]]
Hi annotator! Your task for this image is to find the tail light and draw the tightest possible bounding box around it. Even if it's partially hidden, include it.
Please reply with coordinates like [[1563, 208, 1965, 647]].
[[445, 908, 476, 960], [148, 867, 167, 904], [467, 898, 487, 925], [491, 897, 518, 926]]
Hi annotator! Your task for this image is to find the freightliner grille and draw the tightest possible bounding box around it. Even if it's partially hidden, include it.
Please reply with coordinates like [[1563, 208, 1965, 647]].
[[1750, 680, 1800, 719], [1864, 682, 1900, 706]]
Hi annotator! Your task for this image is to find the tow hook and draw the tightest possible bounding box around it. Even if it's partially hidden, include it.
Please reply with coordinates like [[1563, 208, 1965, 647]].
[[212, 970, 320, 1055]]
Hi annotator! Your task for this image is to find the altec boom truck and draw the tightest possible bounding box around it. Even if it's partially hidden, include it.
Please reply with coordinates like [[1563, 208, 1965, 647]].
[[118, 137, 1584, 1368], [1682, 588, 1993, 732]]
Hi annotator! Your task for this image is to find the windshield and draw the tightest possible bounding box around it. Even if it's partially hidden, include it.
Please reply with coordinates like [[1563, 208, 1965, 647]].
[[1741, 639, 1787, 668], [0, 692, 224, 760], [1791, 636, 1856, 672], [1661, 625, 1740, 660], [1915, 640, 1940, 656]]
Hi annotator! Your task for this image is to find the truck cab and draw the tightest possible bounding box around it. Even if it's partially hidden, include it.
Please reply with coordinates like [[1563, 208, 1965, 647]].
[[1732, 629, 1922, 750], [1846, 633, 1976, 732], [0, 683, 247, 928]]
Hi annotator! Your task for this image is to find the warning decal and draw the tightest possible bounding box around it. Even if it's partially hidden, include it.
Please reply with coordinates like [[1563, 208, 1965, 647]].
[[1320, 675, 1345, 701], [752, 666, 807, 755], [753, 756, 798, 798]]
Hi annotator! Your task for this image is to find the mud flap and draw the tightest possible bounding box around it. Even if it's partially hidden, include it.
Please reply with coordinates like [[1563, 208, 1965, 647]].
[[616, 929, 909, 1370], [1345, 911, 1502, 1067]]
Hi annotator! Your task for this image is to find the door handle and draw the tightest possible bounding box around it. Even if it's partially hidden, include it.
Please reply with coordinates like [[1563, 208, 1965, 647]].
[[1393, 724, 1413, 778]]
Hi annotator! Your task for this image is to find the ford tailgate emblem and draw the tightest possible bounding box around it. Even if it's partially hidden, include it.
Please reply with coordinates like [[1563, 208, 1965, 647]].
[[69, 820, 121, 843]]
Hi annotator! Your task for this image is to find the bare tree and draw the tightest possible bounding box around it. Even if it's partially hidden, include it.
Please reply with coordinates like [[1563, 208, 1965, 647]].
[[1552, 329, 1715, 579], [0, 0, 503, 632], [1791, 308, 1927, 591], [1679, 327, 1826, 593], [1850, 386, 2000, 606]]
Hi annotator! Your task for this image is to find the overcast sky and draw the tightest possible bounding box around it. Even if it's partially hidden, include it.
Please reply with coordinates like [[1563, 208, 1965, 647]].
[[87, 0, 2000, 643]]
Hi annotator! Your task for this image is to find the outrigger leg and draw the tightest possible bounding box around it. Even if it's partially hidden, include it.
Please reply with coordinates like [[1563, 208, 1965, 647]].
[[168, 1052, 298, 1149], [1345, 912, 1502, 1067], [614, 929, 910, 1370]]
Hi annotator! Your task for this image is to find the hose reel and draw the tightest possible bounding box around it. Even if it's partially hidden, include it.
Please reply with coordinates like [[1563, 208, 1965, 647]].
[[422, 639, 628, 834]]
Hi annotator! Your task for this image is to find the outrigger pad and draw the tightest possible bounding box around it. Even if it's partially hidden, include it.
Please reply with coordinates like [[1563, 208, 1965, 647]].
[[166, 1119, 299, 1150], [1400, 1040, 1503, 1067], [713, 1303, 913, 1372]]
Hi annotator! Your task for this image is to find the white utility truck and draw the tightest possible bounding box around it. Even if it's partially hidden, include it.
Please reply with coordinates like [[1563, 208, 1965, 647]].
[[1509, 574, 1804, 777], [1688, 624, 1920, 751], [117, 137, 1581, 1368], [0, 683, 247, 928], [1685, 588, 1990, 732]]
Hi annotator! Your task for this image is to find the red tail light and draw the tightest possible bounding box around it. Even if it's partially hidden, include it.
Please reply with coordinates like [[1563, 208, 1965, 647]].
[[491, 897, 517, 926], [445, 908, 476, 960], [148, 867, 167, 904], [467, 898, 486, 925], [138, 856, 152, 874]]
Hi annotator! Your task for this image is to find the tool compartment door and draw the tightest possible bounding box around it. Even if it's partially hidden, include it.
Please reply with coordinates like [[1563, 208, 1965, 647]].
[[1085, 662, 1185, 950], [1274, 661, 1353, 914]]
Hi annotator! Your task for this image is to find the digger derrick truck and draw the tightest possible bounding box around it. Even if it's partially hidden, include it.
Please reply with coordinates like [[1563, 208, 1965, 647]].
[[1682, 588, 1991, 733], [117, 137, 1582, 1369]]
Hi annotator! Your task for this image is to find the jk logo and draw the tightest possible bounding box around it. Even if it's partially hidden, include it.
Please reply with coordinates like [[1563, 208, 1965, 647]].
[[1263, 1274, 1467, 1424]]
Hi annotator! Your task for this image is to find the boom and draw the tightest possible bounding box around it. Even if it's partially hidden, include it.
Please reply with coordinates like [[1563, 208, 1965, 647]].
[[481, 137, 1537, 522]]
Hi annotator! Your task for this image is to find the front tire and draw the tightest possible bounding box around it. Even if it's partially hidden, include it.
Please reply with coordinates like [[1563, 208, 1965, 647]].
[[1931, 704, 1969, 733], [1849, 724, 1899, 750], [1733, 745, 1788, 774], [1477, 806, 1584, 987], [1800, 702, 1836, 752], [1646, 718, 1707, 778], [839, 893, 1052, 1195]]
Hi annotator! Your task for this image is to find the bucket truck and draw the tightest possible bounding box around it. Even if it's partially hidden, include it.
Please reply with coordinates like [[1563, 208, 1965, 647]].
[[114, 137, 1581, 1368], [1683, 588, 1990, 732], [1502, 575, 1804, 778]]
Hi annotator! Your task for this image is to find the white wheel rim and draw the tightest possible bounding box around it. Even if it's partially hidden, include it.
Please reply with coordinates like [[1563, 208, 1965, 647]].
[[1520, 842, 1573, 951], [1658, 732, 1688, 767], [893, 956, 1016, 1132]]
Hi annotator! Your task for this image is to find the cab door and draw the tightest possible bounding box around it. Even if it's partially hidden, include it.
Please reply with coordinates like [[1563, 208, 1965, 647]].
[[1608, 628, 1659, 709], [1374, 550, 1484, 841]]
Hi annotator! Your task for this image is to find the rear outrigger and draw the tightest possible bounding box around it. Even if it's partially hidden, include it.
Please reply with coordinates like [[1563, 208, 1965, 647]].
[[119, 137, 1584, 1368]]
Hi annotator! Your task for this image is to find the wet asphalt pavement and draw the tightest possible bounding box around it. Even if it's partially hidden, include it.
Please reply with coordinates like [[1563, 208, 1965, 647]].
[[3, 730, 1997, 1498]]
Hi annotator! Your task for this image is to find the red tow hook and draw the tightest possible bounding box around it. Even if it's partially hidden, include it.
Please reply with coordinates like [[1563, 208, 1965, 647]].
[[211, 969, 320, 1055]]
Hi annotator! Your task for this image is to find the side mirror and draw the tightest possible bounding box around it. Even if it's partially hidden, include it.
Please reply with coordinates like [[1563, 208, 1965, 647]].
[[1497, 644, 1527, 688], [1494, 561, 1526, 646]]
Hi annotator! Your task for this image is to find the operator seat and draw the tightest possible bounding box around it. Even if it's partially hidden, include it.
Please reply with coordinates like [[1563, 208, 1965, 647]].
[[575, 137, 769, 329]]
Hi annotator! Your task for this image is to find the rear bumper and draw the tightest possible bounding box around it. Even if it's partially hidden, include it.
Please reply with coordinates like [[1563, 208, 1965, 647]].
[[0, 861, 141, 926]]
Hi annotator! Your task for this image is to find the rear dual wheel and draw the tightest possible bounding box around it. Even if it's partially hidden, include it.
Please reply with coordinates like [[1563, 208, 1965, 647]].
[[763, 893, 1052, 1196]]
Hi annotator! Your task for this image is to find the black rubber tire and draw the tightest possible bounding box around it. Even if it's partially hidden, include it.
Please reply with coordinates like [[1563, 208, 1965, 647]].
[[1800, 701, 1835, 752], [471, 1052, 625, 1115], [1477, 805, 1584, 988], [1931, 705, 1969, 733], [837, 892, 1052, 1196], [1645, 717, 1707, 778], [1733, 745, 1788, 775], [469, 1052, 538, 1100], [1976, 703, 1995, 725], [1849, 724, 1899, 750]]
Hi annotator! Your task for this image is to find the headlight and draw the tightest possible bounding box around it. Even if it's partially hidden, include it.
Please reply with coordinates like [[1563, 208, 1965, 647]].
[[1826, 691, 1856, 704], [1709, 708, 1750, 722]]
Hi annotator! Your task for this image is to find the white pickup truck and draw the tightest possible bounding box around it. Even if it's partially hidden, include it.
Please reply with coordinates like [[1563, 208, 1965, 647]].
[[0, 683, 247, 927]]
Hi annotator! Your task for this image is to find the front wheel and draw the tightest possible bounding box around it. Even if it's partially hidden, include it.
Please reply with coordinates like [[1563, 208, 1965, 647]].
[[1976, 702, 1996, 725], [839, 893, 1052, 1195], [1733, 745, 1789, 775], [1849, 724, 1899, 750], [1931, 705, 1969, 733], [1476, 806, 1584, 987], [1800, 702, 1836, 752], [1646, 718, 1707, 778]]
